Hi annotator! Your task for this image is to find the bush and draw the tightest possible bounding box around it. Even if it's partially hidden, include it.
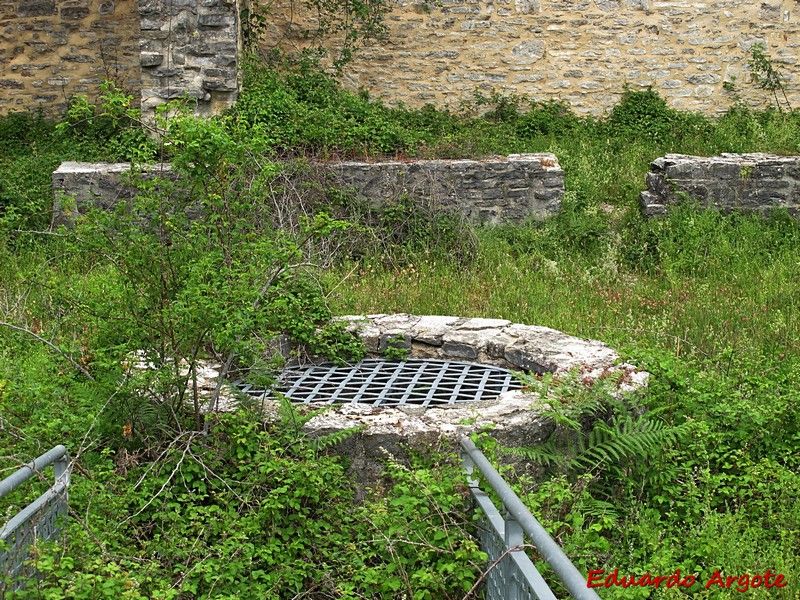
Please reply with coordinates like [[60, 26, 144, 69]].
[[516, 100, 585, 138], [606, 87, 711, 144]]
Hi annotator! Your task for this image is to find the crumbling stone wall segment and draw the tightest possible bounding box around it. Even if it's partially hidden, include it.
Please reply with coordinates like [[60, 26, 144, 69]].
[[640, 153, 800, 218], [138, 0, 240, 119], [332, 153, 563, 224], [52, 154, 564, 224], [260, 0, 800, 115]]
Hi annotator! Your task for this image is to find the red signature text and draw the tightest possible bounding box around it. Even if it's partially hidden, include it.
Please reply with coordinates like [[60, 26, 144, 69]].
[[586, 568, 787, 592]]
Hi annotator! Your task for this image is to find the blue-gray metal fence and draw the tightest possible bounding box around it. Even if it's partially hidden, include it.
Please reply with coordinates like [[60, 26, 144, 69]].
[[0, 446, 70, 593], [461, 437, 602, 600]]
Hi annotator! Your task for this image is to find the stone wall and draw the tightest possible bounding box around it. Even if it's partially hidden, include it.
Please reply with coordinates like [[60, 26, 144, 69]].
[[260, 0, 800, 115], [51, 161, 176, 226], [0, 0, 141, 114], [138, 0, 240, 120], [6, 0, 800, 118], [52, 154, 564, 224], [639, 153, 800, 218], [332, 153, 563, 224], [337, 313, 636, 376], [1, 0, 239, 118]]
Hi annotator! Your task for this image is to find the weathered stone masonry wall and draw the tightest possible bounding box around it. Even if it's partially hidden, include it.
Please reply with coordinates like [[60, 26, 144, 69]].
[[333, 153, 563, 223], [5, 0, 800, 118], [1, 0, 239, 117], [262, 0, 800, 115], [640, 153, 800, 218], [0, 0, 140, 113], [138, 0, 239, 119], [52, 154, 564, 224]]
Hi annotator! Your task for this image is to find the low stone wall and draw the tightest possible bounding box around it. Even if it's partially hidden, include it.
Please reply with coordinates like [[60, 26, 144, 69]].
[[52, 155, 564, 225], [51, 162, 175, 227], [332, 154, 564, 224], [640, 153, 800, 218], [338, 314, 623, 375]]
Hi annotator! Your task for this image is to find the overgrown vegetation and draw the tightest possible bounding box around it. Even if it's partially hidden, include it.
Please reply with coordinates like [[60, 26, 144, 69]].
[[2, 53, 800, 597]]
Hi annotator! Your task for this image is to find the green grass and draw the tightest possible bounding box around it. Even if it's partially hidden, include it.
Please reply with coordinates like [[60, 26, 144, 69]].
[[326, 204, 800, 361]]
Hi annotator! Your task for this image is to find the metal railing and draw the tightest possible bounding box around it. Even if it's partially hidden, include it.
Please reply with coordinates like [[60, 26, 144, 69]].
[[461, 437, 601, 600], [0, 446, 71, 593]]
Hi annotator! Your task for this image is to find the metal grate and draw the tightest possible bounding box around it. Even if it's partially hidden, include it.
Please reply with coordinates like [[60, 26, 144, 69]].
[[235, 359, 521, 407]]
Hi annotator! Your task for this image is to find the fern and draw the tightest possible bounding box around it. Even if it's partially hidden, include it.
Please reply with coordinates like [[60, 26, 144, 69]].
[[503, 400, 689, 482], [504, 443, 559, 467], [574, 414, 688, 471], [580, 497, 621, 521], [275, 396, 364, 451], [277, 395, 335, 428], [313, 425, 365, 451]]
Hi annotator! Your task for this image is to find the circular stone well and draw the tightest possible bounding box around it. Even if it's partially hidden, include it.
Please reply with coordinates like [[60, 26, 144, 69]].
[[292, 314, 648, 447], [195, 314, 648, 491]]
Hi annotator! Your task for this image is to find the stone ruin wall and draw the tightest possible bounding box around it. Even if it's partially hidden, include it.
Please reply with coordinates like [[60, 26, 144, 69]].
[[0, 0, 141, 114], [1, 0, 239, 118], [640, 153, 800, 218], [4, 1, 800, 118], [51, 154, 564, 225], [53, 153, 800, 224], [138, 0, 240, 119], [332, 153, 563, 224], [260, 0, 800, 115]]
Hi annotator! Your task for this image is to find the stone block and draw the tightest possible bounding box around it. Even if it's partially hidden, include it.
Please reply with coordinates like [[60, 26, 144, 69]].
[[140, 52, 163, 67], [441, 341, 480, 360], [198, 13, 235, 27], [17, 0, 55, 17], [60, 6, 90, 19], [202, 78, 237, 91]]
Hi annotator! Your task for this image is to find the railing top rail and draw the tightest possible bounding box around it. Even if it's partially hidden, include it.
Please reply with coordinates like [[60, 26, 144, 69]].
[[0, 446, 69, 500], [460, 436, 602, 600]]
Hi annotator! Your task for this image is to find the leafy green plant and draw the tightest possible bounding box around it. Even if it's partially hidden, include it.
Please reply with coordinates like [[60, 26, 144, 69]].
[[382, 334, 410, 360], [348, 450, 487, 598], [606, 87, 712, 143], [55, 81, 155, 162], [507, 370, 688, 485], [749, 43, 792, 111]]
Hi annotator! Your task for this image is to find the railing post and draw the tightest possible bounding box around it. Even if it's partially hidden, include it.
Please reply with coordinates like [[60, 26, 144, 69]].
[[504, 509, 524, 599], [53, 454, 70, 487]]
